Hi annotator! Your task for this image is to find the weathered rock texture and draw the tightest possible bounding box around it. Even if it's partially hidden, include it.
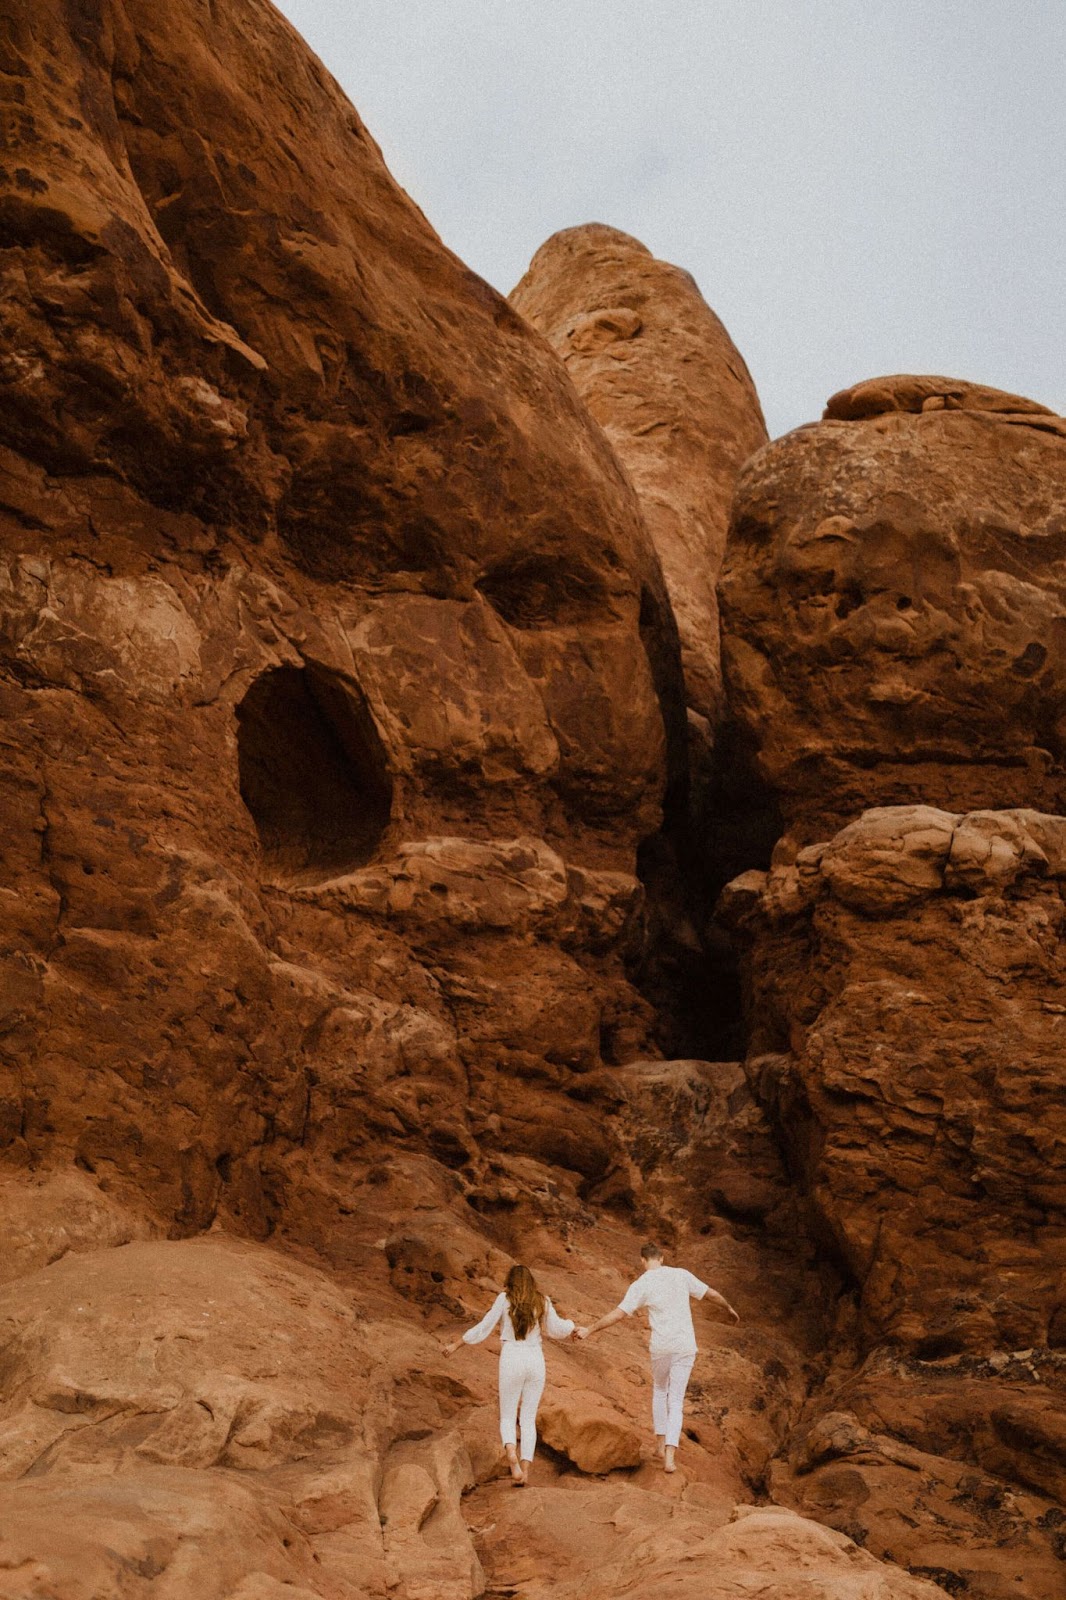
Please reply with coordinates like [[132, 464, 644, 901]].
[[723, 804, 1066, 1349], [0, 1226, 486, 1599], [722, 804, 1066, 1597], [719, 375, 1066, 843], [774, 1358, 1066, 1600], [0, 0, 687, 1235], [511, 223, 768, 741], [471, 1496, 953, 1600], [0, 2, 861, 1596], [0, 2, 1059, 1598], [510, 225, 771, 1054], [0, 1157, 887, 1600]]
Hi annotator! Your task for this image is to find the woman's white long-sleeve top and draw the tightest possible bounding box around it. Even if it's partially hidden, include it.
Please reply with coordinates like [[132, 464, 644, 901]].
[[462, 1292, 574, 1346]]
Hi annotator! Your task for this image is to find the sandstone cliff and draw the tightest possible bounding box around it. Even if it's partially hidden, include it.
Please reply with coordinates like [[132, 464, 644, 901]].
[[720, 802, 1066, 1597], [718, 382, 1066, 1598], [1, 0, 690, 1234], [0, 1, 1061, 1598], [0, 1, 837, 1594]]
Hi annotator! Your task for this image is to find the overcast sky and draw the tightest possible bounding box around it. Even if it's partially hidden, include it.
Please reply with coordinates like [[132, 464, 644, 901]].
[[274, 1, 1064, 439]]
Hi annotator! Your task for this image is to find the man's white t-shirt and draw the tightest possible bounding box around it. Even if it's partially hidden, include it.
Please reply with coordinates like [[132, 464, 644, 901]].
[[619, 1265, 710, 1357]]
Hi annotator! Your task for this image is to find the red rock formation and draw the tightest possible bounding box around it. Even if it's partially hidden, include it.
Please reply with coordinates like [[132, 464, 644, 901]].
[[0, 1228, 484, 1597], [774, 1392, 1066, 1600], [714, 384, 1066, 1600], [723, 804, 1066, 1351], [0, 2, 1057, 1598], [473, 1497, 953, 1600], [511, 224, 768, 743], [0, 3, 845, 1597], [511, 225, 771, 1055], [719, 375, 1066, 843], [0, 0, 686, 1236], [721, 804, 1066, 1596], [0, 1197, 906, 1600]]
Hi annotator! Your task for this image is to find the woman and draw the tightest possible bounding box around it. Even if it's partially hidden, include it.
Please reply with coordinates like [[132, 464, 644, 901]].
[[443, 1264, 574, 1485]]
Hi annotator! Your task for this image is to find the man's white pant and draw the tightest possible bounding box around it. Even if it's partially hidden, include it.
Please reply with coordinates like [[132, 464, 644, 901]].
[[498, 1342, 546, 1461], [650, 1351, 696, 1448]]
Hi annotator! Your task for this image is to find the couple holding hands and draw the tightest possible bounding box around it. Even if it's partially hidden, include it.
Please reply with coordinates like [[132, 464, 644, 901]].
[[442, 1242, 740, 1486]]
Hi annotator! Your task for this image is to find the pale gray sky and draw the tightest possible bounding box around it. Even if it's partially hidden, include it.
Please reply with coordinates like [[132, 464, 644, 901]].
[[274, 1, 1065, 439]]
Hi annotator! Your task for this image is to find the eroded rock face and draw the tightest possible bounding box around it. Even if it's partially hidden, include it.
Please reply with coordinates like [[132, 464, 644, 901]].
[[0, 4, 1058, 1599], [774, 1360, 1066, 1600], [0, 0, 686, 1237], [719, 375, 1066, 841], [0, 1137, 833, 1600], [511, 223, 768, 740], [0, 4, 851, 1596], [0, 1167, 157, 1285], [721, 805, 1066, 1600], [473, 1496, 952, 1600], [2, 3, 671, 618], [0, 1229, 485, 1599], [723, 804, 1066, 1351], [510, 224, 770, 1052]]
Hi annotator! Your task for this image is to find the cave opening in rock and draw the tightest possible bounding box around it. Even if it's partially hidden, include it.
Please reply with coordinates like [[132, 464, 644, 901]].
[[236, 664, 392, 885]]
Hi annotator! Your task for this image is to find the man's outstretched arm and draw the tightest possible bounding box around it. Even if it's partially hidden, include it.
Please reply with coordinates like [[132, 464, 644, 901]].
[[577, 1306, 627, 1340], [704, 1287, 740, 1322]]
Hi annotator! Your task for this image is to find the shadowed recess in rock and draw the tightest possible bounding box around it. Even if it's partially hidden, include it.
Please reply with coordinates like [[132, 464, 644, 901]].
[[236, 663, 392, 883], [476, 552, 610, 630]]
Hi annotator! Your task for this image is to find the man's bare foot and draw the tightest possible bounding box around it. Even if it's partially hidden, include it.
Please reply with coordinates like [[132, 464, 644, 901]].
[[663, 1445, 676, 1474]]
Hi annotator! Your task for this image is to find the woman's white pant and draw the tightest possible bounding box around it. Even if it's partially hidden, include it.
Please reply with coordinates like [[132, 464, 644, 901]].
[[498, 1342, 546, 1461], [650, 1351, 696, 1448]]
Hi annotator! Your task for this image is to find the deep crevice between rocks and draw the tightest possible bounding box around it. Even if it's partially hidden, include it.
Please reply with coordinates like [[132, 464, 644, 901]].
[[696, 718, 784, 1056], [696, 719, 785, 910], [633, 716, 783, 1062]]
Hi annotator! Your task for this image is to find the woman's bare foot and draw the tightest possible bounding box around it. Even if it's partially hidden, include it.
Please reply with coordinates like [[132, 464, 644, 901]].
[[519, 1458, 532, 1486], [663, 1445, 676, 1474], [506, 1445, 524, 1484], [655, 1435, 666, 1458]]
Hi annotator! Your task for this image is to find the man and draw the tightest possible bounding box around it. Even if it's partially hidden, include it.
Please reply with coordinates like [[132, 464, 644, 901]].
[[577, 1242, 739, 1473]]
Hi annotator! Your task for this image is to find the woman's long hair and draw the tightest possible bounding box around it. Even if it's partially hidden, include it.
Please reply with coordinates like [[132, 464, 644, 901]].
[[506, 1264, 546, 1341]]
